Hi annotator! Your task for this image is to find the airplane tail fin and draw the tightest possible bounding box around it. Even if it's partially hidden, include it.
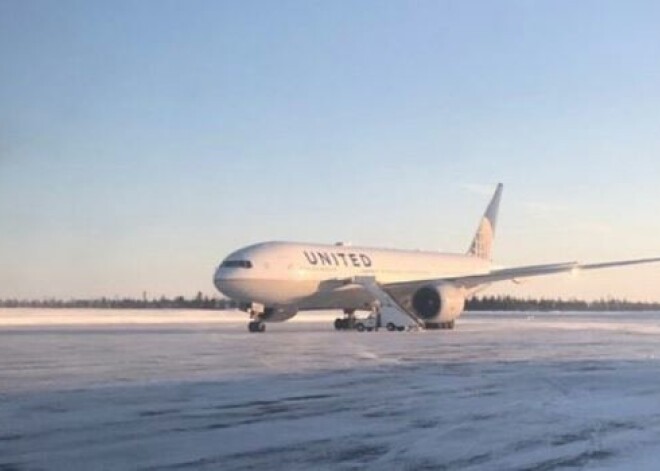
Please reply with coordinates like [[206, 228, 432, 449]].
[[467, 183, 503, 261]]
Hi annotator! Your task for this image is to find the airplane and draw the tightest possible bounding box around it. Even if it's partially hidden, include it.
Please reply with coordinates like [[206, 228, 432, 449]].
[[213, 184, 660, 332]]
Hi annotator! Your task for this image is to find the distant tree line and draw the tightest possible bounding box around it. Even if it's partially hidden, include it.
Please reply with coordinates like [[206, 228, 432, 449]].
[[2, 293, 660, 311], [0, 292, 237, 310], [465, 295, 660, 312]]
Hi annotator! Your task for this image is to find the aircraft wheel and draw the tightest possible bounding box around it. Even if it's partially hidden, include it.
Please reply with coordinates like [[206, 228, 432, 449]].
[[386, 323, 396, 332], [334, 318, 343, 330], [397, 326, 405, 332], [356, 323, 365, 332], [248, 321, 265, 333]]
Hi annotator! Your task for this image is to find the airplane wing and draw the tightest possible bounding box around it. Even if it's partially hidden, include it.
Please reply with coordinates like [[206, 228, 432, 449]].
[[347, 257, 660, 328], [384, 257, 660, 291]]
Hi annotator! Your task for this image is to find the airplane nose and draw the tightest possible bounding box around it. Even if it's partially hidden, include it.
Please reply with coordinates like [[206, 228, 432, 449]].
[[213, 265, 246, 299], [213, 267, 252, 301], [213, 266, 226, 294]]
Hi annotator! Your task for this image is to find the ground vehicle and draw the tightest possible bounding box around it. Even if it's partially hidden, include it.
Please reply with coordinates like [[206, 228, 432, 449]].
[[352, 308, 415, 332]]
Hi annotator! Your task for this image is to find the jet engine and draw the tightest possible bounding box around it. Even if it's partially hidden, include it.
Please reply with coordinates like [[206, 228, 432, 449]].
[[262, 306, 298, 322], [411, 284, 465, 322]]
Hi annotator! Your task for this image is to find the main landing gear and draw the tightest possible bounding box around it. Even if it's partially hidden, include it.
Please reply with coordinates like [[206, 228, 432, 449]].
[[248, 320, 265, 333], [424, 320, 455, 330], [334, 309, 356, 331]]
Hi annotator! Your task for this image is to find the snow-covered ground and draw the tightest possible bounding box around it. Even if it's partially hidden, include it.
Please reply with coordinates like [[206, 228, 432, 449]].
[[2, 309, 660, 470]]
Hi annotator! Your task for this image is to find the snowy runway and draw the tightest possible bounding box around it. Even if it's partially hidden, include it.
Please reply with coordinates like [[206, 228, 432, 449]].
[[2, 309, 660, 470]]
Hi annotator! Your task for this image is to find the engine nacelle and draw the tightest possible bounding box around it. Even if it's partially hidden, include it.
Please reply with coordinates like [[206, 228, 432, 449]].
[[262, 306, 298, 323], [411, 284, 465, 322]]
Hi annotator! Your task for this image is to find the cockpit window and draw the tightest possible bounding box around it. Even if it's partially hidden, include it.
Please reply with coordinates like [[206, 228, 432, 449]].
[[221, 260, 253, 269]]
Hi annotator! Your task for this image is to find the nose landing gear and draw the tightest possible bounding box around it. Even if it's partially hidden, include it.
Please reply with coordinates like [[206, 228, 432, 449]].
[[244, 303, 266, 333]]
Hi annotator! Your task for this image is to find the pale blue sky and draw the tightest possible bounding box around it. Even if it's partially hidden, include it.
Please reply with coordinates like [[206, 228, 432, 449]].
[[2, 1, 660, 300]]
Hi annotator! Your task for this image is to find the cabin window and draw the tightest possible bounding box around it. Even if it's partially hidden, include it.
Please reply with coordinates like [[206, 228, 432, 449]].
[[221, 260, 253, 269]]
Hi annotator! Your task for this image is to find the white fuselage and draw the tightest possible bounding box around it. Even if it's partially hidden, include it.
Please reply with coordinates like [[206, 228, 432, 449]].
[[213, 241, 491, 311]]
